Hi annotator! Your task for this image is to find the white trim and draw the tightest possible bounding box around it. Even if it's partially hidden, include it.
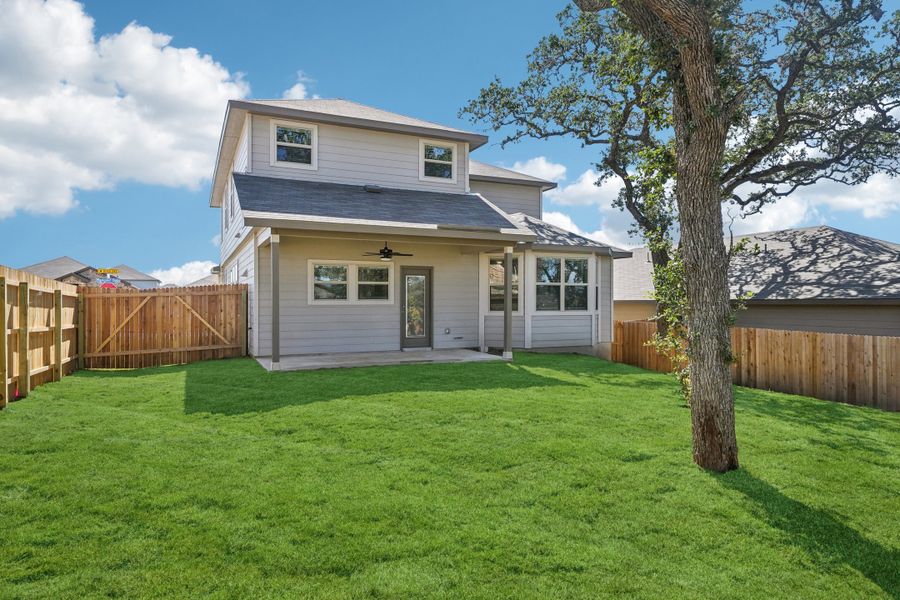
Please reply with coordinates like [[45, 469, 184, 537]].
[[533, 254, 592, 314], [246, 113, 253, 173], [270, 119, 318, 170], [418, 139, 457, 184], [307, 259, 394, 306]]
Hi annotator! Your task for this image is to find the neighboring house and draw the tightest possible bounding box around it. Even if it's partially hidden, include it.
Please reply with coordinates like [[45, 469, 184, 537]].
[[113, 264, 161, 289], [186, 273, 221, 287], [613, 246, 657, 322], [613, 226, 900, 336], [20, 256, 103, 287], [211, 98, 630, 368]]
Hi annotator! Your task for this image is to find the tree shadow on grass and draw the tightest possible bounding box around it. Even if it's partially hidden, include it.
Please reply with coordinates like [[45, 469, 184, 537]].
[[718, 470, 900, 598], [179, 356, 584, 416]]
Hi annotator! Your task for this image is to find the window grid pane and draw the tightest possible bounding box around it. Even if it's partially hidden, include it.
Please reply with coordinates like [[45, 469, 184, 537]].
[[313, 265, 347, 282], [424, 144, 453, 162], [537, 258, 561, 283], [564, 286, 588, 310], [489, 285, 519, 312], [358, 267, 389, 282], [565, 259, 588, 284], [536, 285, 561, 311]]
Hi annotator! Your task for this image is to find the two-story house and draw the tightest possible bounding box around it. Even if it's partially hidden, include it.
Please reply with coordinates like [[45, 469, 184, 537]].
[[211, 98, 630, 369]]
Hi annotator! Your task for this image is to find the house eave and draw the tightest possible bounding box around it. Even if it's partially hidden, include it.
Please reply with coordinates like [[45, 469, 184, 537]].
[[469, 174, 558, 191], [242, 210, 536, 243]]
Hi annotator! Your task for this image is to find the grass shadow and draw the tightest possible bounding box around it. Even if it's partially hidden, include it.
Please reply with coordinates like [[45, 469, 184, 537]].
[[175, 354, 584, 415], [719, 470, 900, 598]]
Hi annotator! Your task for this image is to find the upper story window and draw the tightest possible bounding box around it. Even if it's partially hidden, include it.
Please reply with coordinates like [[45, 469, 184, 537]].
[[270, 120, 318, 170], [536, 257, 589, 311], [419, 139, 456, 183]]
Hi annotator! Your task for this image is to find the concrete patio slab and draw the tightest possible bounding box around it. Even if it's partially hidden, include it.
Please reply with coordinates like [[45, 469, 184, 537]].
[[256, 349, 504, 372]]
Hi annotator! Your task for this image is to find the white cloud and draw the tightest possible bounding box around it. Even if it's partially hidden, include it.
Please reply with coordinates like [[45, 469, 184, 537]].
[[799, 174, 900, 219], [282, 71, 318, 100], [0, 0, 250, 219], [210, 233, 221, 248], [725, 195, 816, 236], [150, 260, 217, 287], [511, 156, 567, 182], [543, 210, 635, 248], [546, 169, 622, 207]]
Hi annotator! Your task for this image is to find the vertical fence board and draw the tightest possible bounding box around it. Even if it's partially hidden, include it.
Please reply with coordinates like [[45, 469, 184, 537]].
[[612, 320, 900, 411]]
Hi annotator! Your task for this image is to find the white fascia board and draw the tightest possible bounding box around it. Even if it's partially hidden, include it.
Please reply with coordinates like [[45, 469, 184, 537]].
[[241, 210, 537, 243]]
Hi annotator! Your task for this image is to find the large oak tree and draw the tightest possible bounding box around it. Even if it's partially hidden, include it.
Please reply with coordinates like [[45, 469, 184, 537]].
[[464, 0, 900, 471]]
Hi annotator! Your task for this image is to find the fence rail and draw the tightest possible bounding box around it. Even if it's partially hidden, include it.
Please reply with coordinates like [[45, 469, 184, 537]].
[[80, 284, 247, 369], [612, 320, 899, 411], [1, 264, 248, 404], [1, 266, 79, 407]]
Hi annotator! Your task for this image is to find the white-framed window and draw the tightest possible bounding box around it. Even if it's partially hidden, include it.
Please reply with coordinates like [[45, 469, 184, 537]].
[[535, 257, 589, 311], [226, 262, 238, 284], [487, 256, 520, 313], [307, 260, 394, 305], [419, 139, 456, 183], [270, 119, 318, 170]]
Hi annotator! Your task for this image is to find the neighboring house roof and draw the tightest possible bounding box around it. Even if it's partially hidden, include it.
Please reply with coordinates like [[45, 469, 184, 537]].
[[469, 160, 557, 191], [508, 213, 632, 257], [113, 264, 161, 283], [20, 256, 92, 280], [233, 174, 533, 242], [613, 226, 900, 304], [187, 274, 221, 287], [730, 225, 900, 302], [613, 246, 656, 301]]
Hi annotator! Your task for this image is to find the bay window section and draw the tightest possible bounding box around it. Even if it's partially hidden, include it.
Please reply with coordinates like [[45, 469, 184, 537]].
[[535, 257, 589, 311], [488, 257, 519, 312]]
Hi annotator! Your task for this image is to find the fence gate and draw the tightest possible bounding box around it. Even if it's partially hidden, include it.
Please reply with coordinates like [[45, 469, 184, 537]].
[[80, 284, 247, 369]]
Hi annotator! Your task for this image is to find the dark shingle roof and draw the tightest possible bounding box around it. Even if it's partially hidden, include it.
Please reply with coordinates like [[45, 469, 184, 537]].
[[20, 256, 91, 280], [508, 213, 631, 256], [469, 160, 557, 189], [613, 226, 900, 302], [233, 174, 521, 230], [730, 225, 900, 301]]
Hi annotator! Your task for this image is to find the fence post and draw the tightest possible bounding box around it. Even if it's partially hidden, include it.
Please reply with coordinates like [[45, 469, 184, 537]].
[[0, 277, 7, 408], [18, 282, 30, 398], [54, 289, 63, 381], [240, 287, 248, 357], [77, 293, 85, 370]]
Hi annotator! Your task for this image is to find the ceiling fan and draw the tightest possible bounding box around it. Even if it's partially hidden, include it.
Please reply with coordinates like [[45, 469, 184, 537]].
[[364, 242, 414, 262]]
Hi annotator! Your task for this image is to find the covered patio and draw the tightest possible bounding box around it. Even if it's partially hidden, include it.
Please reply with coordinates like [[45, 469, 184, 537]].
[[256, 348, 504, 372]]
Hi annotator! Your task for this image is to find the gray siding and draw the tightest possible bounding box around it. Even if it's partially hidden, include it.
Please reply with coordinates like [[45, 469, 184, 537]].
[[221, 237, 256, 354], [484, 315, 525, 348], [250, 114, 468, 194], [598, 256, 613, 343], [256, 238, 479, 356], [470, 180, 542, 219], [221, 118, 254, 264], [736, 304, 900, 337], [531, 315, 593, 347]]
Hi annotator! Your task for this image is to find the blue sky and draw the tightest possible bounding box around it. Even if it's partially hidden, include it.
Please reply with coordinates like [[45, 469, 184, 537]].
[[1, 0, 898, 283]]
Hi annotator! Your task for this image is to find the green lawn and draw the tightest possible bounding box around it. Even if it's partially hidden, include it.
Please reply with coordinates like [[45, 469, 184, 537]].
[[0, 353, 897, 599]]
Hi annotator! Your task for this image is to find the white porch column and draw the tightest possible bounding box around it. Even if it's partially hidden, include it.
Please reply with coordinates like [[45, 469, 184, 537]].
[[503, 245, 513, 360], [270, 233, 281, 370]]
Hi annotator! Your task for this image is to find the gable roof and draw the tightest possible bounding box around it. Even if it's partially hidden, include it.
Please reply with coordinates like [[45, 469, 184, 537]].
[[113, 264, 160, 283], [20, 256, 91, 280], [469, 160, 557, 190], [613, 226, 900, 303], [233, 174, 534, 242], [730, 225, 900, 302], [508, 213, 632, 257]]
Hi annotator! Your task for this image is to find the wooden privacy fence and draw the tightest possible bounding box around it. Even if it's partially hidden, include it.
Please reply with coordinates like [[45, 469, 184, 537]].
[[80, 284, 247, 369], [612, 320, 899, 411], [1, 266, 78, 407]]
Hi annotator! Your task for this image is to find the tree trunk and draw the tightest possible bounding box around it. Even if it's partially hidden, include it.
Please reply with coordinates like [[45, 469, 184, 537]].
[[672, 85, 739, 473]]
